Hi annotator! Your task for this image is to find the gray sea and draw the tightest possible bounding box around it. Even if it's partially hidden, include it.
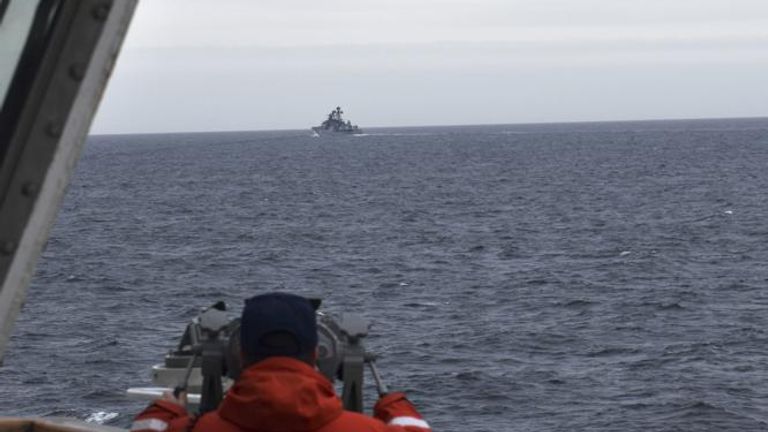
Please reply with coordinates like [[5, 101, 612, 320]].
[[3, 118, 768, 431]]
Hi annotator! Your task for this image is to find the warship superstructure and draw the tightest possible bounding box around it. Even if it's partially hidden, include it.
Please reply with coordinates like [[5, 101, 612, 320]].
[[312, 106, 362, 134]]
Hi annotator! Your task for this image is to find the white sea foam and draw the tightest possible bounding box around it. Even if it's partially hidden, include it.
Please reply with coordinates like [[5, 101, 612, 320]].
[[85, 412, 119, 424], [363, 132, 437, 137]]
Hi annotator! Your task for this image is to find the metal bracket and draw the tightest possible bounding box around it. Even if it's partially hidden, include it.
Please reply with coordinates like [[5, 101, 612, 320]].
[[0, 0, 137, 364]]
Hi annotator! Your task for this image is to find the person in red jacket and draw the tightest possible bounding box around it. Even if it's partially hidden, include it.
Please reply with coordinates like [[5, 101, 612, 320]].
[[131, 292, 431, 432]]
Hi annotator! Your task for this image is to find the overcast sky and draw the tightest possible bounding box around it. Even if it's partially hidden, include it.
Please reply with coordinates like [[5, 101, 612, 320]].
[[91, 0, 768, 134]]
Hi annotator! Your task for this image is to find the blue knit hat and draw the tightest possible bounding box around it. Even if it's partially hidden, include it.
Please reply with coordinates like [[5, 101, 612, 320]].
[[240, 292, 318, 357]]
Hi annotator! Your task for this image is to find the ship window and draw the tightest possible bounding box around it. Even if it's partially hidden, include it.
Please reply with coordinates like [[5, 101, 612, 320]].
[[0, 0, 60, 166], [0, 0, 41, 103]]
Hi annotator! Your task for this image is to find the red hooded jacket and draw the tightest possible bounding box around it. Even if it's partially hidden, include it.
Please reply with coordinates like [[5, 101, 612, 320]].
[[131, 357, 430, 432]]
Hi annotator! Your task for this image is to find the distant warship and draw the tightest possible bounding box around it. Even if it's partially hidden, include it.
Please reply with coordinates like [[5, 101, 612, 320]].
[[312, 106, 362, 134]]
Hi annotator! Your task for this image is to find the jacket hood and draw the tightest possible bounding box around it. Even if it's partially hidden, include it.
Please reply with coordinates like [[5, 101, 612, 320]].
[[218, 357, 343, 432]]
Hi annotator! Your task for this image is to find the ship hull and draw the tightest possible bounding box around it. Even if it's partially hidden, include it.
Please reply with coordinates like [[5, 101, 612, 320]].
[[311, 127, 362, 135]]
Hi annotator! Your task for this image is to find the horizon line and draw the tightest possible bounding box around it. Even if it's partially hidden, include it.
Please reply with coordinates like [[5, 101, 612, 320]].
[[89, 115, 768, 137]]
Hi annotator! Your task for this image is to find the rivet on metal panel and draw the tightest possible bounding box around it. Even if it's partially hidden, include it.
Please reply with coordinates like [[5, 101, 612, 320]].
[[21, 182, 39, 197], [45, 121, 63, 138], [69, 63, 86, 81], [92, 2, 111, 21], [0, 240, 16, 256]]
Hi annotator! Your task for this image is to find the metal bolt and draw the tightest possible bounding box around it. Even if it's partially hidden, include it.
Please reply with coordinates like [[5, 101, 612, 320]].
[[92, 2, 111, 21], [21, 182, 39, 197], [46, 121, 63, 138], [69, 63, 86, 81], [0, 241, 16, 256]]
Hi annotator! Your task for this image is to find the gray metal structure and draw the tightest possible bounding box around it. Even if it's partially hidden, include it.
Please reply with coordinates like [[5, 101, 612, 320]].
[[337, 314, 369, 412], [312, 106, 362, 134], [141, 304, 385, 414], [0, 0, 137, 365]]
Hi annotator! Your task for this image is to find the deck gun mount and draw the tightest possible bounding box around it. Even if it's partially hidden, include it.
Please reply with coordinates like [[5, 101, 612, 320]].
[[129, 301, 387, 414]]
